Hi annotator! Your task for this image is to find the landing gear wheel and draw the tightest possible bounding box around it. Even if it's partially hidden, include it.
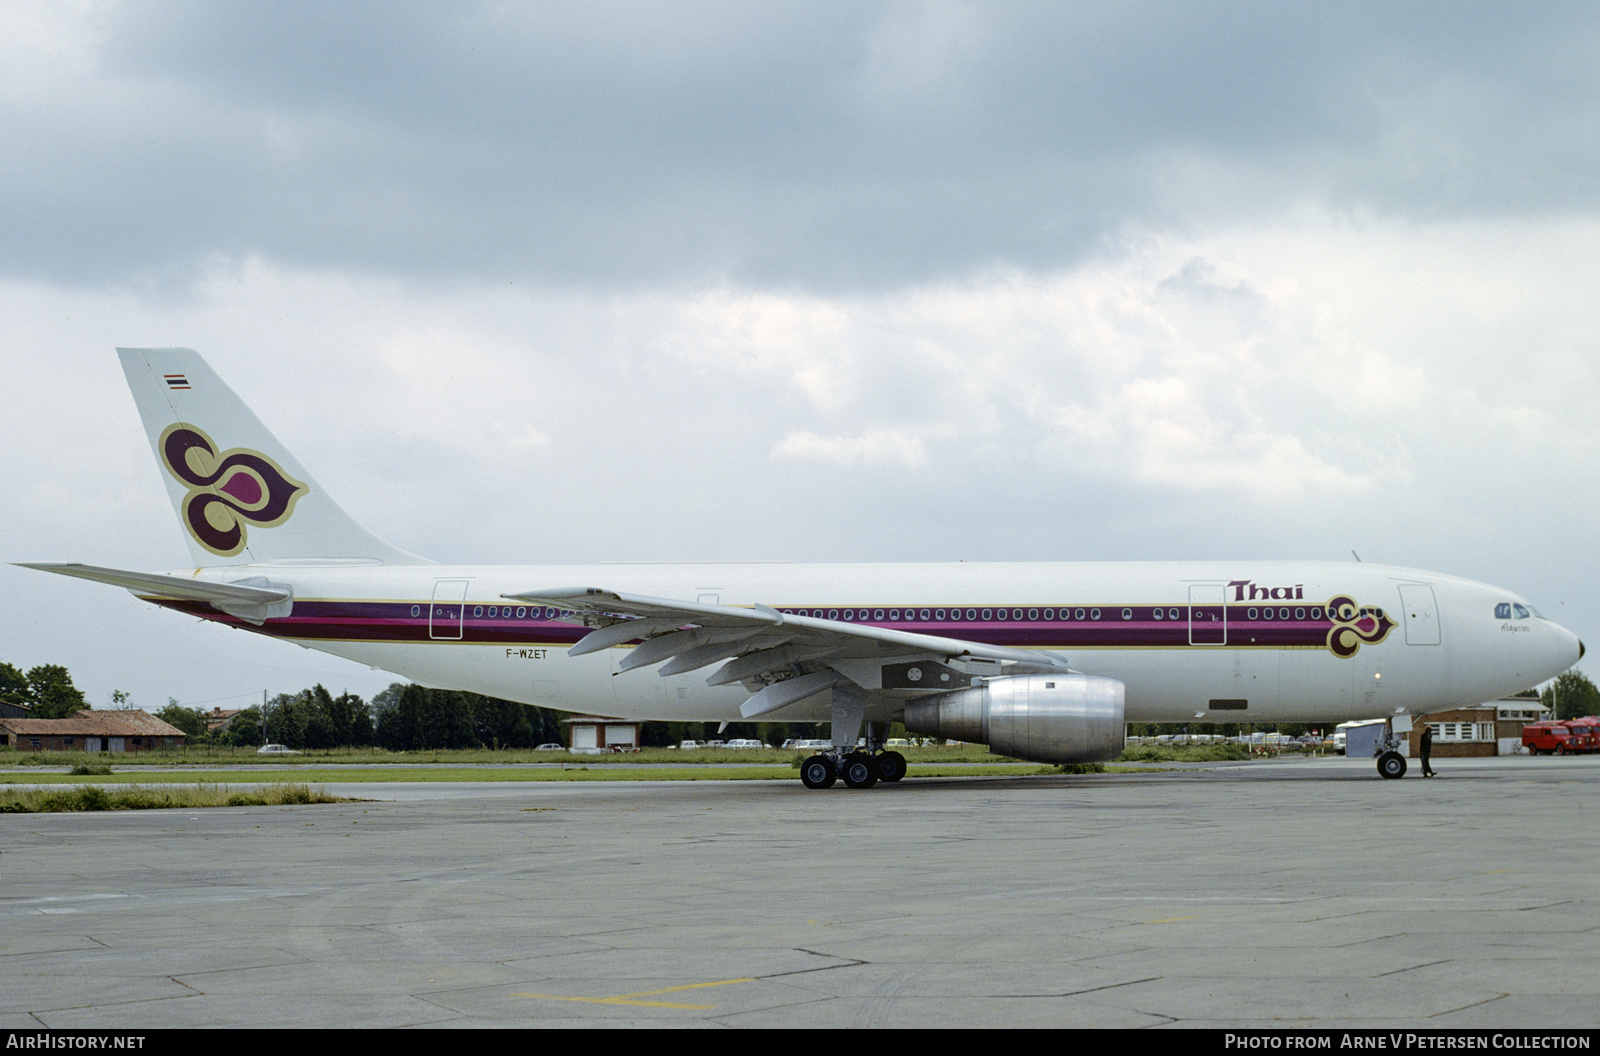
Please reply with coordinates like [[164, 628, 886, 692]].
[[874, 751, 907, 783], [842, 752, 879, 789], [800, 755, 837, 789], [1377, 751, 1407, 780]]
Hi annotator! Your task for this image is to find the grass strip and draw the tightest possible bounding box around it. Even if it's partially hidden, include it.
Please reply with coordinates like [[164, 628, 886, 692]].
[[0, 783, 343, 813]]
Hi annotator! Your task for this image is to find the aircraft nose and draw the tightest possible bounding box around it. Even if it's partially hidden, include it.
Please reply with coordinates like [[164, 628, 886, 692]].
[[1556, 625, 1584, 669]]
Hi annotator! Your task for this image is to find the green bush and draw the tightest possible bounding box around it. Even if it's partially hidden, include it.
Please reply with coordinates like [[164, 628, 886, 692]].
[[1118, 744, 1249, 763]]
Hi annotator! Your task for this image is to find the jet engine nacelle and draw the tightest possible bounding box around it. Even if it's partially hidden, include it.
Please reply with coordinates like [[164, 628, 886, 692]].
[[902, 673, 1126, 764]]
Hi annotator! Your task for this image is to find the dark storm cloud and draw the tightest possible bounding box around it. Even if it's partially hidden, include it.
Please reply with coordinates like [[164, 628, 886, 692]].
[[6, 1, 1600, 289]]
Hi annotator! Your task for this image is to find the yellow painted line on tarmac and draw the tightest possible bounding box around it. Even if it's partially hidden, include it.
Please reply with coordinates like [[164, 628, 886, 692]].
[[516, 977, 755, 1009]]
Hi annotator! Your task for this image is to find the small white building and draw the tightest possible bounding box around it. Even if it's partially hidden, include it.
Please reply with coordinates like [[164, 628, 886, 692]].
[[564, 716, 640, 753]]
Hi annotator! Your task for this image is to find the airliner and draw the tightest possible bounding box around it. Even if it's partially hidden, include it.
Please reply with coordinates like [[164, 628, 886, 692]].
[[20, 349, 1585, 788]]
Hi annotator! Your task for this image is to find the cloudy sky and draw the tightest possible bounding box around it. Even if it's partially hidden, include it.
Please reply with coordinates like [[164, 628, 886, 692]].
[[4, 1, 1598, 714]]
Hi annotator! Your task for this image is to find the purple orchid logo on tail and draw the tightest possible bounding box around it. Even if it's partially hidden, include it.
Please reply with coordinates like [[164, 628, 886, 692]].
[[158, 424, 307, 557]]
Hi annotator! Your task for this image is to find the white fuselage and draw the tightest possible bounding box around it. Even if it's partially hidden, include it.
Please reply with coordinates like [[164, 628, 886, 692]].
[[154, 559, 1583, 725]]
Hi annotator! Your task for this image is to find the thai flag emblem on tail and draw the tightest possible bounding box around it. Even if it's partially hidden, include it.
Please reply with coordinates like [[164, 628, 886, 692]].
[[164, 374, 190, 389]]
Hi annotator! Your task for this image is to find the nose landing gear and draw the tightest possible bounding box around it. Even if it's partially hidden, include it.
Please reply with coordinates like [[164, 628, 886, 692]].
[[1374, 717, 1410, 779], [1377, 751, 1407, 779]]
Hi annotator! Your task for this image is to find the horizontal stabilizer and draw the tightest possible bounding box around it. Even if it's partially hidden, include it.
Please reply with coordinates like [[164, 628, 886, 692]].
[[17, 563, 292, 624]]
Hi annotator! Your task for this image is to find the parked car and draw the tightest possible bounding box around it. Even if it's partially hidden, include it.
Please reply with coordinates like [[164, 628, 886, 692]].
[[1560, 719, 1599, 753], [256, 743, 299, 755], [1522, 722, 1577, 755]]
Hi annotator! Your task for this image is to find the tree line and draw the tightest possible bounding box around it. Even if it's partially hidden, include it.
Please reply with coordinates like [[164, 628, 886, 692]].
[[2, 659, 816, 750], [0, 663, 88, 718], [171, 683, 571, 751]]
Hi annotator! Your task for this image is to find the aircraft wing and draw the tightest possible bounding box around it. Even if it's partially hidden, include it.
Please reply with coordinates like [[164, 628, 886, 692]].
[[504, 587, 1068, 718]]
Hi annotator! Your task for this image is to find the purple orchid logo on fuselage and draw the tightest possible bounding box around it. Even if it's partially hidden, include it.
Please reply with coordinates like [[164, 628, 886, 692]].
[[158, 424, 307, 557], [1324, 594, 1395, 657]]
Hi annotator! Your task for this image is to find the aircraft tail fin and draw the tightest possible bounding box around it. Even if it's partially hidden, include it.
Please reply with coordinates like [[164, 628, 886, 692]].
[[118, 348, 428, 567]]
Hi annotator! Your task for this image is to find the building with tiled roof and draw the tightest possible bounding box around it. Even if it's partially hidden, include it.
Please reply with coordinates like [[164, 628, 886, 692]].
[[0, 710, 187, 752]]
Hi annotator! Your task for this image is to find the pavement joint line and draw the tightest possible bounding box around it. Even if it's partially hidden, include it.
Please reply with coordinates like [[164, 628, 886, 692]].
[[1376, 959, 1453, 976], [514, 977, 757, 1009], [1055, 975, 1165, 997]]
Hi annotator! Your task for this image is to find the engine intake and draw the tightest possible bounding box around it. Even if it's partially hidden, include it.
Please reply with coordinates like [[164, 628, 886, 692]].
[[902, 673, 1126, 763]]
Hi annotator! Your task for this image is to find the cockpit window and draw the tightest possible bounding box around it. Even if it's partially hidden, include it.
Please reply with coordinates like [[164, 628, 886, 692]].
[[1514, 603, 1530, 619], [1495, 603, 1511, 619], [1497, 602, 1533, 620]]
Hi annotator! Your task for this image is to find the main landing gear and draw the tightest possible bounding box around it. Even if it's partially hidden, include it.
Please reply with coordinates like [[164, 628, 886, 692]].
[[798, 685, 909, 790], [800, 750, 908, 790]]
